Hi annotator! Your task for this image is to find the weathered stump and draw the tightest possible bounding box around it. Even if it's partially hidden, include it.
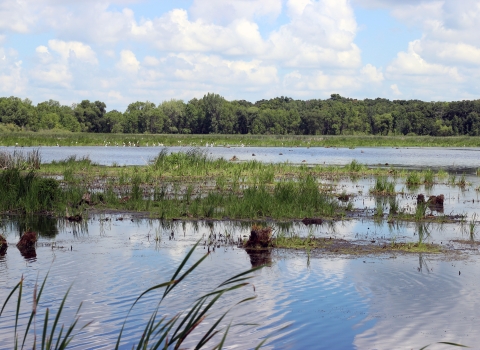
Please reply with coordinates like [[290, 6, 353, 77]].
[[417, 194, 425, 204], [17, 231, 37, 259], [428, 194, 444, 206], [244, 226, 272, 248], [16, 231, 37, 249], [0, 235, 7, 256]]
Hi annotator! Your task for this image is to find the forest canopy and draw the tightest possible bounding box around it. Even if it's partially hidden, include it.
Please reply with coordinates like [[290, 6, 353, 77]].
[[1, 93, 480, 136]]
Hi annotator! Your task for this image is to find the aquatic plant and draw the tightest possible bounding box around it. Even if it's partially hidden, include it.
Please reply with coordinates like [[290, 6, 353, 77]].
[[389, 196, 399, 215], [415, 203, 427, 221], [436, 169, 449, 179], [370, 177, 396, 195], [423, 169, 434, 184], [0, 242, 262, 349], [406, 171, 422, 186], [345, 160, 366, 173]]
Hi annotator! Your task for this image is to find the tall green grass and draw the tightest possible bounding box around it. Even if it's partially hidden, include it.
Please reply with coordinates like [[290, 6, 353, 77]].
[[0, 169, 59, 213], [0, 243, 263, 349]]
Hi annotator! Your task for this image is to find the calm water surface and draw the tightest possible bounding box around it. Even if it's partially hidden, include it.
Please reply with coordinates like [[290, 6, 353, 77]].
[[2, 146, 480, 171], [0, 217, 478, 349]]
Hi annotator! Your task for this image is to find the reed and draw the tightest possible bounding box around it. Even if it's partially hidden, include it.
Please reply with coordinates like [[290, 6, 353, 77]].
[[0, 149, 41, 170], [0, 243, 262, 349], [0, 169, 60, 213]]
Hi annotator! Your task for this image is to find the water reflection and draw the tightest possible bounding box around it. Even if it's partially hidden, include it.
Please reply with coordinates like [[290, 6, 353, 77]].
[[1, 215, 480, 349], [0, 214, 59, 238], [245, 248, 272, 268]]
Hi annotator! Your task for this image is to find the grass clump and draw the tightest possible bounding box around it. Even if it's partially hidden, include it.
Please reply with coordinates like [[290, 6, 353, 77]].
[[370, 177, 396, 195], [406, 171, 422, 186], [0, 169, 60, 213], [423, 169, 434, 184], [345, 160, 366, 173]]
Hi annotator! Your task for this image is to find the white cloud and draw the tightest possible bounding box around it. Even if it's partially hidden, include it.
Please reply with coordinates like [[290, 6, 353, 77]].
[[169, 53, 278, 86], [386, 41, 462, 82], [116, 50, 140, 73], [108, 90, 123, 100], [283, 69, 359, 93], [189, 0, 282, 23], [361, 64, 384, 83], [143, 56, 160, 66], [266, 0, 361, 68], [48, 40, 98, 64], [31, 63, 72, 87], [390, 84, 401, 96], [0, 48, 25, 94]]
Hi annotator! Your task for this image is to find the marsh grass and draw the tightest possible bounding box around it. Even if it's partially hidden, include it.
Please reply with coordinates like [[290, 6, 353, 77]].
[[406, 171, 422, 186], [370, 177, 396, 195], [437, 169, 449, 179], [415, 203, 427, 221], [3, 132, 480, 148], [0, 243, 263, 349], [0, 149, 41, 170], [0, 169, 60, 213], [423, 169, 434, 184]]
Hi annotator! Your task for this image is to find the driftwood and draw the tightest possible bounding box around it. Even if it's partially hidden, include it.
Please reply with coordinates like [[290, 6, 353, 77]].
[[244, 225, 272, 248], [302, 217, 323, 225]]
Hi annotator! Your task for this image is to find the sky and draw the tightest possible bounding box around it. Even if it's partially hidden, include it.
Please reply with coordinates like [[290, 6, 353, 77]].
[[1, 0, 480, 111]]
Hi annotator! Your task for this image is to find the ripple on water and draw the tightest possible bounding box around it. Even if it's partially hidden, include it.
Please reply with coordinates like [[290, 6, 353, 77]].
[[0, 218, 479, 349]]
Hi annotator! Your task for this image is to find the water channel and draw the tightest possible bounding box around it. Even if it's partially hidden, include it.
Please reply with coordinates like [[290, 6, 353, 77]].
[[1, 146, 480, 349]]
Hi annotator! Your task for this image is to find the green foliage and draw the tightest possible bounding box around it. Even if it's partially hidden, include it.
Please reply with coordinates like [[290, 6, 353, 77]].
[[2, 93, 480, 136]]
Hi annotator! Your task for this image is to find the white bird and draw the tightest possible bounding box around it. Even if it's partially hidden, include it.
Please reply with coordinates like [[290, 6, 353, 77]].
[[1, 55, 5, 60]]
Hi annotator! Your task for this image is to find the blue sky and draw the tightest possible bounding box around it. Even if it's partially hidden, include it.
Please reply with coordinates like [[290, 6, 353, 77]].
[[1, 0, 479, 111]]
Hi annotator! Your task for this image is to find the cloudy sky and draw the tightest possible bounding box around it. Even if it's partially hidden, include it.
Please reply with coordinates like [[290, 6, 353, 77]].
[[1, 0, 480, 110]]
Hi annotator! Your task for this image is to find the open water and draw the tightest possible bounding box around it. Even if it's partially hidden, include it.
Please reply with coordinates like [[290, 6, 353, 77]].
[[1, 146, 480, 349]]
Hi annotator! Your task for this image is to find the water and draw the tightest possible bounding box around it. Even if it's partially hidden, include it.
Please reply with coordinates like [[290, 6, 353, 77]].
[[0, 217, 479, 349], [2, 146, 480, 171], [1, 146, 480, 348]]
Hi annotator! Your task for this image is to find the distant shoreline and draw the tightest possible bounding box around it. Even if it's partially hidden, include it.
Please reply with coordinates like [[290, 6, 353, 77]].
[[2, 132, 480, 148]]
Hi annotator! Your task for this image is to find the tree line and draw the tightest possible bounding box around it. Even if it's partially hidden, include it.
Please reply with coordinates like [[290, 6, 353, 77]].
[[1, 93, 480, 136]]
